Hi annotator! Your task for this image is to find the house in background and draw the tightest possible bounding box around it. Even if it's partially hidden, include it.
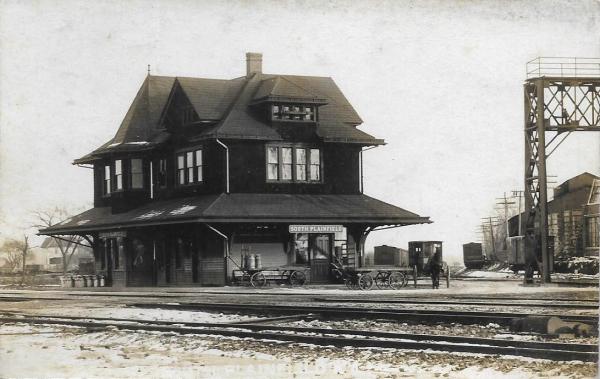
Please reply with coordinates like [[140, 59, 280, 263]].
[[40, 53, 431, 287], [27, 237, 94, 272]]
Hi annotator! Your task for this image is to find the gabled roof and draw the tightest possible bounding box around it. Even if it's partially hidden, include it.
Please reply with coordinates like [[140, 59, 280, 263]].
[[75, 69, 382, 164], [253, 76, 328, 103], [39, 193, 431, 235], [177, 76, 244, 120]]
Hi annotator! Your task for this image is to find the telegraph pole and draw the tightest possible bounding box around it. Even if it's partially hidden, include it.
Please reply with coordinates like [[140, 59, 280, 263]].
[[496, 192, 516, 241]]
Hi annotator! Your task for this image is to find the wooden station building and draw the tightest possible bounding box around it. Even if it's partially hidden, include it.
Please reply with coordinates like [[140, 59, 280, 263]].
[[40, 53, 431, 287]]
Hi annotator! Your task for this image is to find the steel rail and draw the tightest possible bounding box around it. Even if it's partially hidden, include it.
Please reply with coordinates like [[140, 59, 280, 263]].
[[310, 297, 599, 310], [129, 302, 599, 326], [0, 291, 596, 303], [0, 315, 596, 362]]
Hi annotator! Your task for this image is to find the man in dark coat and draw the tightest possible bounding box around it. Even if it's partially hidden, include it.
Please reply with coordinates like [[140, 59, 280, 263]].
[[430, 249, 442, 289]]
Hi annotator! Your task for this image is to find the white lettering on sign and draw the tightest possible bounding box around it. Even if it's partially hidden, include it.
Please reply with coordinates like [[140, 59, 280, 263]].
[[289, 225, 343, 233]]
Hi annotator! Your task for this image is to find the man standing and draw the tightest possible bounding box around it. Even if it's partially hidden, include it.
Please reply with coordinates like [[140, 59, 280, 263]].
[[430, 249, 442, 289]]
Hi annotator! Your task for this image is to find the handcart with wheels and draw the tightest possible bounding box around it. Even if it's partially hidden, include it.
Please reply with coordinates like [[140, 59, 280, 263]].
[[229, 256, 308, 288], [330, 261, 413, 290]]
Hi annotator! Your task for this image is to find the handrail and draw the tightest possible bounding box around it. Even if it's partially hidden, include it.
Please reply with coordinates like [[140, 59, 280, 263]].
[[526, 57, 600, 78]]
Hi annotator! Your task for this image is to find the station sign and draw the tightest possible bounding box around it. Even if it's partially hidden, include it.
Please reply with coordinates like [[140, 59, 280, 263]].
[[289, 225, 343, 233], [99, 231, 127, 238]]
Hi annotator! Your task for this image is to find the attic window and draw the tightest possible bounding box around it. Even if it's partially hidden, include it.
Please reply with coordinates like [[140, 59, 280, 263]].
[[182, 106, 197, 125], [272, 104, 315, 121]]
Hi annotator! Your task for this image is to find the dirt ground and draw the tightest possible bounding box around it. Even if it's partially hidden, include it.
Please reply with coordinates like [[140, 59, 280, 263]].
[[0, 280, 597, 378]]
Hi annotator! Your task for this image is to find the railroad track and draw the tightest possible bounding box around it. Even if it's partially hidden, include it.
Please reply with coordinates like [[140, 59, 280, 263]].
[[0, 313, 596, 362], [311, 297, 599, 310], [129, 302, 599, 327]]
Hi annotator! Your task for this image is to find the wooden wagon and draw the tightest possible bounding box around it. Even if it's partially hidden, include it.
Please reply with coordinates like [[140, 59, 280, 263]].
[[231, 265, 308, 288]]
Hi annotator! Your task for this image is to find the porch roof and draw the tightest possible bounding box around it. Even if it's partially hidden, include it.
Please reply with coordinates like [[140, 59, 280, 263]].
[[39, 193, 431, 235]]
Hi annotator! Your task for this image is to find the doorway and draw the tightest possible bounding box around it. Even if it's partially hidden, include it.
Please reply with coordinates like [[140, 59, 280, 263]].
[[310, 234, 331, 283]]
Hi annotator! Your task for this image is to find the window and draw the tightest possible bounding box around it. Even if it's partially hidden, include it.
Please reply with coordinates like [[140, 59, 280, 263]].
[[157, 159, 167, 187], [589, 180, 600, 204], [103, 165, 111, 195], [114, 160, 123, 190], [130, 159, 143, 189], [266, 145, 322, 182], [195, 150, 203, 182], [310, 149, 321, 181], [177, 155, 185, 185], [176, 148, 203, 185], [586, 217, 599, 248], [182, 106, 196, 125], [281, 147, 292, 180], [267, 147, 279, 180], [296, 148, 306, 181], [271, 104, 316, 121]]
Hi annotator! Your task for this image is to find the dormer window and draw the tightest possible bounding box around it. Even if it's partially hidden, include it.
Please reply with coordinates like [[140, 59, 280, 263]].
[[181, 106, 197, 125], [271, 104, 315, 121]]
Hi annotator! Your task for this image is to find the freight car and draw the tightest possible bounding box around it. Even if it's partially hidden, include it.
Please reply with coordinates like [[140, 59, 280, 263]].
[[462, 242, 485, 269]]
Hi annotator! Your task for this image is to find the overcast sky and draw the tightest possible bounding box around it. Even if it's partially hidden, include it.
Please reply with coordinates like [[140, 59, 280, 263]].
[[1, 0, 599, 262]]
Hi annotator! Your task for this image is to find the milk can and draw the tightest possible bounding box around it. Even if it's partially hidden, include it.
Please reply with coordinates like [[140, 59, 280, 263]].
[[254, 254, 262, 270], [245, 254, 256, 270]]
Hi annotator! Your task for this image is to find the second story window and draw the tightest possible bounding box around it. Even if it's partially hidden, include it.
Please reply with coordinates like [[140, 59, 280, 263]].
[[176, 148, 204, 185], [157, 159, 167, 187], [130, 159, 143, 189], [114, 160, 123, 190], [266, 145, 322, 183], [103, 165, 111, 195], [310, 149, 321, 181]]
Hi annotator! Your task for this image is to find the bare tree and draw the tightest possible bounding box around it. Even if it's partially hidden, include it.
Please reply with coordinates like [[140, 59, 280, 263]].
[[34, 208, 83, 275], [1, 240, 24, 269], [1, 236, 31, 284]]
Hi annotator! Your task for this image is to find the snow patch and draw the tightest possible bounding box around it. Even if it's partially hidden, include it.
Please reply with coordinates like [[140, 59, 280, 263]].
[[135, 210, 165, 219], [169, 205, 197, 215], [76, 219, 90, 225]]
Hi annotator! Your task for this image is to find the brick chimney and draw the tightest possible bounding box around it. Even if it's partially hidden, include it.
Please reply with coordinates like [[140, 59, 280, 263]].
[[246, 52, 262, 77]]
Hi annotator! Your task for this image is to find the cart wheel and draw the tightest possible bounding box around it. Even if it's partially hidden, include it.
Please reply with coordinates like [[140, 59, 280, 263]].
[[358, 274, 374, 290], [402, 273, 409, 288], [289, 270, 306, 286], [374, 272, 389, 289], [250, 272, 267, 288], [388, 272, 405, 290]]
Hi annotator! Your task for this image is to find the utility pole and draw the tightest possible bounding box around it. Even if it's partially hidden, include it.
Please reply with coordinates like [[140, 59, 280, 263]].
[[481, 217, 500, 261], [496, 192, 516, 243], [512, 190, 524, 236]]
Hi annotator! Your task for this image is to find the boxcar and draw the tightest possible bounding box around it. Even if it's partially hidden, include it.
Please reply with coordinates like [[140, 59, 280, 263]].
[[462, 242, 484, 269]]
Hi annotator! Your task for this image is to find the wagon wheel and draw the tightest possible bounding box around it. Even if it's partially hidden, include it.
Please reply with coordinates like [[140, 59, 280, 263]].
[[358, 274, 374, 290], [289, 270, 306, 286], [388, 272, 405, 290], [250, 272, 267, 288], [241, 272, 252, 286], [374, 272, 390, 289]]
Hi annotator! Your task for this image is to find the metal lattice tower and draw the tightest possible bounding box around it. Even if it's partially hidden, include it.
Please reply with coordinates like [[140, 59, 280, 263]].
[[523, 57, 600, 283]]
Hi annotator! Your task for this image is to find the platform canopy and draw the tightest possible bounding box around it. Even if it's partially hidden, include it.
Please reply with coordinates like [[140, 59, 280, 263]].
[[39, 193, 431, 235]]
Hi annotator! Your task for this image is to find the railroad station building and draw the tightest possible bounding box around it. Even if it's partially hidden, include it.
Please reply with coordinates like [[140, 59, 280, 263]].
[[40, 53, 430, 287]]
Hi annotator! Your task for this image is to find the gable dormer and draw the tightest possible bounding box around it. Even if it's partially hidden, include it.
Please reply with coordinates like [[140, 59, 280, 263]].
[[251, 76, 328, 124]]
